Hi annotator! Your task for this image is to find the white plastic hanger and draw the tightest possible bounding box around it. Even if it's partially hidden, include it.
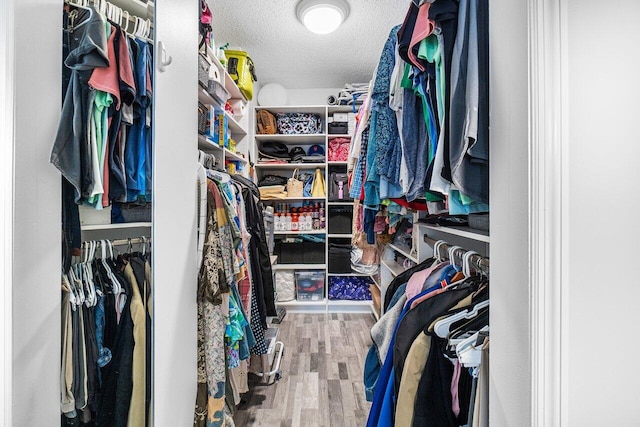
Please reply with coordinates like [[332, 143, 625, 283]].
[[462, 250, 479, 277], [448, 245, 464, 270], [433, 299, 490, 338], [456, 326, 489, 369], [66, 0, 93, 30], [433, 240, 447, 262]]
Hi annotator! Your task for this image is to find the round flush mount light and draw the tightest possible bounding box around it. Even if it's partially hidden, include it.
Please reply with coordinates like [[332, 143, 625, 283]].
[[296, 0, 350, 35]]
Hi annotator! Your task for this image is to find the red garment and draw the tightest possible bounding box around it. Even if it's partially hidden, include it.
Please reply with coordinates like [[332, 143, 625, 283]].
[[408, 2, 435, 71], [89, 25, 121, 109]]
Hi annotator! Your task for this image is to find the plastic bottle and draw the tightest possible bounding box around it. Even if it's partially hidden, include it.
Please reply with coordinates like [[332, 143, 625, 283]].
[[284, 212, 292, 231], [306, 213, 313, 231], [291, 213, 299, 231], [274, 213, 281, 231]]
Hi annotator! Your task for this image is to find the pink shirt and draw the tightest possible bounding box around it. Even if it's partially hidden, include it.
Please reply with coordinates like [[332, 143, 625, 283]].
[[89, 25, 121, 110], [405, 261, 447, 302], [408, 2, 435, 71]]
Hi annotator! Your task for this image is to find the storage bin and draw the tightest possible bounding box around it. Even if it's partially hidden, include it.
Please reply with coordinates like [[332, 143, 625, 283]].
[[198, 53, 211, 88], [198, 102, 208, 135], [328, 206, 352, 234], [295, 270, 325, 301], [275, 270, 296, 302], [276, 113, 322, 134], [275, 241, 304, 264], [207, 79, 230, 106], [303, 241, 325, 263], [328, 276, 373, 300], [328, 121, 348, 134], [328, 242, 352, 273]]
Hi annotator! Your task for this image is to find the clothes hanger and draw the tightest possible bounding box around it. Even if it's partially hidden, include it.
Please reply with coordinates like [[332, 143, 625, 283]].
[[65, 0, 94, 30], [462, 250, 479, 277], [433, 240, 446, 262], [433, 299, 490, 338], [456, 326, 489, 369], [206, 168, 231, 183], [447, 245, 464, 271]]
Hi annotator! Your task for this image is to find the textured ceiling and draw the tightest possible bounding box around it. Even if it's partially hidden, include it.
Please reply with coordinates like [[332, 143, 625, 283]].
[[212, 0, 409, 89]]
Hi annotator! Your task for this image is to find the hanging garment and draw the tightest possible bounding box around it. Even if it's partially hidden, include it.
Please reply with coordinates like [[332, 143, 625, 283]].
[[51, 6, 109, 202]]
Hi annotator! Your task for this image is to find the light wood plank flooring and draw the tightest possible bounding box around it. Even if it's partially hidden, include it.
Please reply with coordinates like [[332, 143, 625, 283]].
[[234, 313, 375, 427]]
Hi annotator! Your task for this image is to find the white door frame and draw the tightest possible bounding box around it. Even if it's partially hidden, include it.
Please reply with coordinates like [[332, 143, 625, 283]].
[[528, 0, 568, 425], [1, 0, 15, 423], [0, 0, 570, 425]]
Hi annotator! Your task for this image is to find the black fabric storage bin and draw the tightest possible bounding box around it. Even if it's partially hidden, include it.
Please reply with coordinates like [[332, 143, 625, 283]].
[[328, 243, 351, 273], [328, 122, 348, 134], [276, 241, 304, 264], [328, 206, 352, 234], [303, 241, 325, 264]]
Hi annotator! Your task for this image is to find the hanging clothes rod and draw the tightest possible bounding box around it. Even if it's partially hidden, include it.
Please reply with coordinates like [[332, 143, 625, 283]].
[[81, 237, 151, 246], [423, 234, 490, 273]]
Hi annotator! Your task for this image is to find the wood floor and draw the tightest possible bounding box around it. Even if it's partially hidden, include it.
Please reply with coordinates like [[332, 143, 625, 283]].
[[234, 313, 376, 427]]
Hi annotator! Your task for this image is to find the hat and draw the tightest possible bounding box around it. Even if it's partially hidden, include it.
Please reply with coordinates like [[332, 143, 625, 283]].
[[289, 146, 306, 163], [307, 144, 325, 156]]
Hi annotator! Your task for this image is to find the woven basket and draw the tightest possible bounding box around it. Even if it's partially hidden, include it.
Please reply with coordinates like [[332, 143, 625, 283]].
[[286, 168, 304, 197]]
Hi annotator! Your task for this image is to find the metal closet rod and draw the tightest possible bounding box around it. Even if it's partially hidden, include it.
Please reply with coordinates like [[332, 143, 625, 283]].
[[82, 237, 151, 246], [423, 234, 490, 272]]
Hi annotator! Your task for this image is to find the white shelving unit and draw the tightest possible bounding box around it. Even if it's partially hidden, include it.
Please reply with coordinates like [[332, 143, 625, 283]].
[[198, 45, 250, 176], [255, 163, 326, 169], [81, 222, 152, 231], [255, 105, 373, 314]]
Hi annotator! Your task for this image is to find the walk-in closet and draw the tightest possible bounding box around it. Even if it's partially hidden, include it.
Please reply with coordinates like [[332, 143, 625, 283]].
[[3, 0, 640, 426]]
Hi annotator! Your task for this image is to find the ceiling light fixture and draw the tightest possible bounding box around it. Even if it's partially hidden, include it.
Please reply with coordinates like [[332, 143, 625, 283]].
[[296, 0, 349, 35]]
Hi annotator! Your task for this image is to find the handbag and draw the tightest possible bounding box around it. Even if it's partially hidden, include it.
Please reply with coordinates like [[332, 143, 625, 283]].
[[311, 168, 326, 197], [257, 174, 287, 187], [328, 172, 350, 201], [286, 169, 304, 197], [256, 110, 277, 135]]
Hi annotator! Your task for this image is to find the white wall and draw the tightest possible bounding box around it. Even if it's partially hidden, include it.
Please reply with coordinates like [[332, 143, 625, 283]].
[[286, 87, 343, 106], [9, 0, 62, 424], [490, 0, 532, 425], [563, 1, 640, 424]]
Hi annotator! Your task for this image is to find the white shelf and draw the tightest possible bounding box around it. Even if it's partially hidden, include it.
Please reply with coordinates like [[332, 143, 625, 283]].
[[224, 148, 247, 163], [371, 274, 381, 290], [254, 134, 326, 144], [388, 242, 418, 263], [255, 163, 326, 169], [327, 299, 371, 305], [81, 222, 151, 231], [273, 264, 326, 270], [225, 111, 247, 136], [422, 224, 490, 243], [380, 258, 405, 277], [327, 272, 372, 277], [277, 299, 326, 306], [327, 161, 348, 165], [198, 135, 247, 163], [370, 303, 380, 321], [327, 233, 352, 238], [198, 86, 221, 108], [264, 196, 326, 201], [274, 229, 326, 235], [328, 134, 351, 138], [328, 105, 360, 113], [327, 201, 353, 205], [256, 105, 327, 116]]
